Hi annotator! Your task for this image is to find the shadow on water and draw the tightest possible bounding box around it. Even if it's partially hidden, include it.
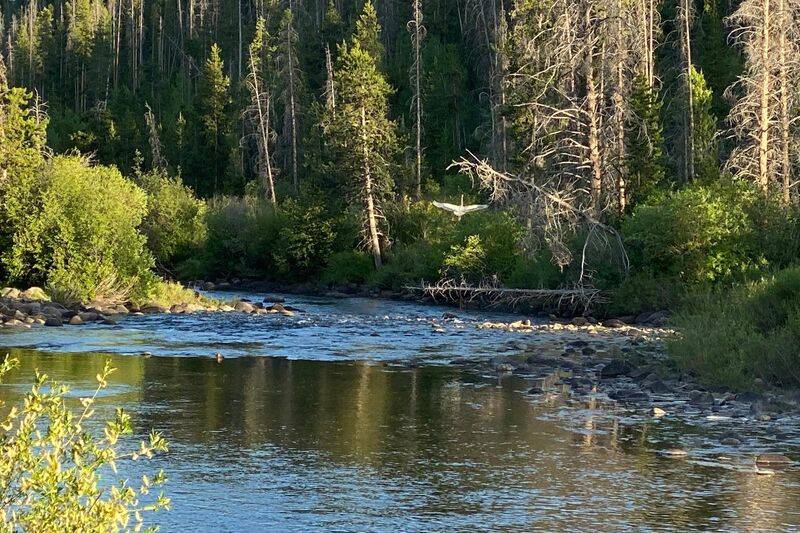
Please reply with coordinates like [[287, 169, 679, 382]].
[[0, 349, 798, 531]]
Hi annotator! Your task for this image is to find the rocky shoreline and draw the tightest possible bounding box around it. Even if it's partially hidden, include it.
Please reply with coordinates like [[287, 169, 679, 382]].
[[0, 286, 299, 329]]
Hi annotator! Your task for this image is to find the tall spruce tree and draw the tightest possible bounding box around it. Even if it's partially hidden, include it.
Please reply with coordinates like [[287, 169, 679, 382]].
[[199, 43, 233, 196], [319, 2, 400, 268]]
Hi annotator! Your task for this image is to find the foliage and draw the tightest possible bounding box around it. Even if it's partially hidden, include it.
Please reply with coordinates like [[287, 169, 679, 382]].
[[273, 198, 337, 277], [0, 357, 170, 531], [3, 155, 153, 303], [135, 169, 207, 269], [623, 180, 759, 284], [321, 250, 374, 285], [669, 267, 800, 389], [441, 235, 487, 281], [0, 87, 47, 282]]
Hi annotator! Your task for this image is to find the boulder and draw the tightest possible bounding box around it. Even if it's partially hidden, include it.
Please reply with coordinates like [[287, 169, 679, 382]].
[[203, 282, 216, 291], [602, 318, 626, 329], [68, 315, 84, 325], [21, 287, 48, 301], [571, 316, 588, 327], [78, 312, 100, 322], [4, 319, 24, 327], [600, 359, 633, 378], [234, 301, 256, 313], [219, 304, 235, 312], [141, 305, 168, 314], [755, 454, 793, 465], [12, 309, 27, 321], [609, 388, 650, 403], [1, 287, 21, 299], [114, 305, 130, 315], [44, 317, 63, 327], [689, 390, 715, 407], [280, 309, 295, 317], [442, 312, 459, 320], [17, 302, 42, 315]]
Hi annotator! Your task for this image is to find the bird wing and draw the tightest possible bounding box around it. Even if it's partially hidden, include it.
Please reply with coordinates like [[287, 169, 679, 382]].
[[432, 201, 460, 212], [459, 204, 489, 214]]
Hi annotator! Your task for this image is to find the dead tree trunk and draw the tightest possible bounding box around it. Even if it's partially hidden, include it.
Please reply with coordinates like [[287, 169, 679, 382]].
[[361, 107, 383, 269], [408, 0, 425, 199], [777, 0, 791, 202], [679, 0, 695, 182]]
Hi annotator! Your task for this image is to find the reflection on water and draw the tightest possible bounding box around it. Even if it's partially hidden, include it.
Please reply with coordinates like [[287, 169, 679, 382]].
[[0, 350, 797, 532]]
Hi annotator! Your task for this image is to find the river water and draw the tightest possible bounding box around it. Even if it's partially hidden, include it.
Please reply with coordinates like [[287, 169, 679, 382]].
[[0, 293, 798, 531]]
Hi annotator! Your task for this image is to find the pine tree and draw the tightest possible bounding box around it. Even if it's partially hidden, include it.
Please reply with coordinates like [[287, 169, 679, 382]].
[[277, 9, 304, 194], [626, 77, 666, 207], [245, 17, 277, 203], [320, 4, 400, 268], [199, 43, 233, 195]]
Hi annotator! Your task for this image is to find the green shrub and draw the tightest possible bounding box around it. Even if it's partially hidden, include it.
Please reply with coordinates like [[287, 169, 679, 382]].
[[0, 357, 169, 531], [623, 180, 759, 284], [603, 273, 688, 317], [441, 235, 487, 281], [272, 198, 336, 278], [3, 155, 153, 303], [321, 250, 374, 285], [136, 169, 207, 268], [369, 241, 444, 290], [669, 267, 800, 389], [199, 195, 281, 278]]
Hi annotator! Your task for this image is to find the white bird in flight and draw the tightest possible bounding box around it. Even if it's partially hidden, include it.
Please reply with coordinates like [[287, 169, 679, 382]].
[[432, 194, 489, 220]]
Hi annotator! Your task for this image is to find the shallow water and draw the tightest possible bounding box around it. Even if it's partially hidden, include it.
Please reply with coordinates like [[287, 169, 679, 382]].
[[1, 293, 798, 531]]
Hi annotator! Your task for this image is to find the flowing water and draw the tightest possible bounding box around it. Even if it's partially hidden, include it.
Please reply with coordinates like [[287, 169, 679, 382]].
[[1, 292, 798, 532]]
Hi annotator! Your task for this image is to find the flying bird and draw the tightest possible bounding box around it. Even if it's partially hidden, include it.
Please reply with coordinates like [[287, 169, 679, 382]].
[[432, 195, 488, 220]]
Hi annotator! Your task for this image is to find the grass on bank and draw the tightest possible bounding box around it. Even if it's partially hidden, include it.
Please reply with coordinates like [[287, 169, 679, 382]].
[[668, 267, 800, 391]]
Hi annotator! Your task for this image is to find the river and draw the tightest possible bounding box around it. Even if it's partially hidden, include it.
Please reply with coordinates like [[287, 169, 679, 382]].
[[1, 292, 798, 531]]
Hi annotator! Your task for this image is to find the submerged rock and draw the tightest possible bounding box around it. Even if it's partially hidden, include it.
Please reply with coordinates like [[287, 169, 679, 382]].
[[755, 454, 793, 466], [600, 359, 633, 378]]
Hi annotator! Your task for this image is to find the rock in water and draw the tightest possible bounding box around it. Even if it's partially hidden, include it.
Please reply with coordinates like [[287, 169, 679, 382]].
[[600, 359, 633, 378], [44, 317, 63, 327], [234, 301, 256, 313], [756, 454, 793, 466], [660, 449, 688, 458], [652, 407, 667, 417], [602, 318, 626, 329], [68, 315, 84, 326]]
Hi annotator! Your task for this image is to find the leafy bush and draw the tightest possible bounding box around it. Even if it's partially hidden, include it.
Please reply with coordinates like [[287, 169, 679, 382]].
[[0, 357, 169, 531], [321, 251, 374, 285], [199, 195, 281, 278], [441, 235, 487, 281], [623, 180, 758, 284], [273, 198, 336, 278], [3, 156, 153, 303], [603, 273, 688, 317], [669, 267, 800, 389], [369, 242, 444, 290], [136, 169, 207, 269]]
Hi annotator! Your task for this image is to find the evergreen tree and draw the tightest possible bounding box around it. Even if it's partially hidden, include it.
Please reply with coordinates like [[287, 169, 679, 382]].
[[318, 4, 401, 268], [198, 43, 233, 196], [626, 77, 666, 208]]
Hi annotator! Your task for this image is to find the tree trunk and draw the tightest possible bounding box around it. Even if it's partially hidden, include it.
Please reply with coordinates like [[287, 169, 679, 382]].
[[680, 0, 695, 182], [586, 25, 603, 217], [778, 0, 791, 203], [778, 0, 792, 204], [361, 107, 383, 269], [615, 0, 627, 213], [758, 0, 772, 192], [410, 0, 424, 198], [286, 20, 299, 193]]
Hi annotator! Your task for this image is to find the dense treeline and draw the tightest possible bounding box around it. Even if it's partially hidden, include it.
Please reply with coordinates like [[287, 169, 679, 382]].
[[1, 0, 800, 302]]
